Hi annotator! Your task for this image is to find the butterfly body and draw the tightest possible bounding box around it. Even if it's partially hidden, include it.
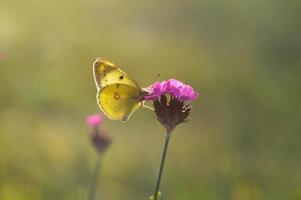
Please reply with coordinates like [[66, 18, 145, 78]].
[[93, 58, 145, 121]]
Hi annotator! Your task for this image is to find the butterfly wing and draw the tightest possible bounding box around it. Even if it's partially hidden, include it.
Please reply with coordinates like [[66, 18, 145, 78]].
[[93, 57, 140, 89], [97, 83, 142, 121]]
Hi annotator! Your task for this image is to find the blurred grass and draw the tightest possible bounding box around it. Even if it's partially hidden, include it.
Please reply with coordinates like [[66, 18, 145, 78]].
[[1, 0, 301, 199]]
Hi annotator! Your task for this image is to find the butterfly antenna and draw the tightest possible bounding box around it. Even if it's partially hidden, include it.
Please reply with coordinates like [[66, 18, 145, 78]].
[[157, 73, 161, 81]]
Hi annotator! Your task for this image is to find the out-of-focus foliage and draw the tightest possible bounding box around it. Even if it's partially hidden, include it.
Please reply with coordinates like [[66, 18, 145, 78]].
[[0, 0, 300, 199]]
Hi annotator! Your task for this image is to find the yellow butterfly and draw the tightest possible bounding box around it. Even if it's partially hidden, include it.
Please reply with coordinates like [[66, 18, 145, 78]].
[[93, 58, 146, 121]]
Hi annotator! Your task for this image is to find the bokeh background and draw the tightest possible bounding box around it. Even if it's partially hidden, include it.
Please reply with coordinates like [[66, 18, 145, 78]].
[[1, 0, 301, 199]]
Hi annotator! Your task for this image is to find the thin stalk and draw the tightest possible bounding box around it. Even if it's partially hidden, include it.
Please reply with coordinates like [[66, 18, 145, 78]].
[[88, 154, 102, 200], [153, 132, 171, 200]]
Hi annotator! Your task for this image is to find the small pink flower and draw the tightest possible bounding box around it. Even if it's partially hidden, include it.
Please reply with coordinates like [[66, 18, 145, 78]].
[[86, 114, 111, 153], [86, 114, 103, 127]]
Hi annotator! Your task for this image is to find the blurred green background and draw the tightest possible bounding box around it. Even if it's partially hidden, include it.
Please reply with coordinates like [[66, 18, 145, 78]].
[[1, 0, 301, 199]]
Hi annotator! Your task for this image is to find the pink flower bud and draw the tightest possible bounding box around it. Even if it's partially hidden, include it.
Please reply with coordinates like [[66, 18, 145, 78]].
[[86, 114, 103, 127]]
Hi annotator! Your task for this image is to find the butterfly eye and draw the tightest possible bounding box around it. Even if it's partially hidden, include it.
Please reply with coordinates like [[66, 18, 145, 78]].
[[119, 75, 124, 80]]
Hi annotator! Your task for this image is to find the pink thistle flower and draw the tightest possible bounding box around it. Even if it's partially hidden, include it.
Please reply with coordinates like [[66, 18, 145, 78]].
[[86, 114, 103, 127], [144, 79, 198, 133], [145, 80, 198, 199]]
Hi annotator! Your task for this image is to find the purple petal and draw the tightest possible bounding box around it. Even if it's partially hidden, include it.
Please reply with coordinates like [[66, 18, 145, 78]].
[[144, 82, 162, 100], [179, 85, 199, 100], [162, 79, 183, 98]]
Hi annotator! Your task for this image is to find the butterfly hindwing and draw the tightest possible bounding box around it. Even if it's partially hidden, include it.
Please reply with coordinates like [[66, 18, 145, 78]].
[[97, 83, 142, 121]]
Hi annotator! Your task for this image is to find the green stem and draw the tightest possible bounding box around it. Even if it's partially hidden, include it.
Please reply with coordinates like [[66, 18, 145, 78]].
[[153, 132, 171, 200], [88, 154, 102, 200]]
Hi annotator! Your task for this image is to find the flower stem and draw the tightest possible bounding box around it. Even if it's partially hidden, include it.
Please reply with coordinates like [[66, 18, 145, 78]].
[[153, 132, 171, 200], [88, 154, 102, 200]]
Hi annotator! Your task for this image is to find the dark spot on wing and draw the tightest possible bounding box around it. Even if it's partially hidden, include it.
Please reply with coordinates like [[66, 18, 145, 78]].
[[119, 75, 124, 80], [113, 92, 120, 100], [116, 84, 120, 88]]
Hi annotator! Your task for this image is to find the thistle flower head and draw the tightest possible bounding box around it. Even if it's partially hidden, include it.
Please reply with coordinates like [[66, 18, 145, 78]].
[[144, 79, 199, 133], [145, 79, 199, 101], [86, 114, 111, 153]]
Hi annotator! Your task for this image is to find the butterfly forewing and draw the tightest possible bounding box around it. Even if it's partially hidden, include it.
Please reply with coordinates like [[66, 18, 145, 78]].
[[93, 58, 140, 90]]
